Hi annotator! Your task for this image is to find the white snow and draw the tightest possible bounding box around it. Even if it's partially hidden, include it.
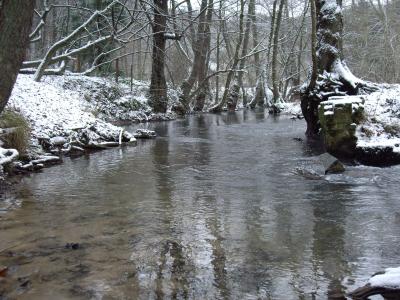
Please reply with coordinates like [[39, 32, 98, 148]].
[[0, 148, 19, 165], [332, 60, 363, 89], [356, 84, 400, 153], [282, 101, 302, 116], [369, 267, 400, 289], [8, 75, 98, 138], [6, 74, 155, 140], [1, 74, 177, 163]]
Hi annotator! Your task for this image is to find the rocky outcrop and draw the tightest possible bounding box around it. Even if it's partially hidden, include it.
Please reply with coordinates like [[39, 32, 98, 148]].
[[318, 92, 400, 166], [318, 96, 365, 157]]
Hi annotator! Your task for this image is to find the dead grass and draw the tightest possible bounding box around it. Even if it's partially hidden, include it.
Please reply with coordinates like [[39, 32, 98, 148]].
[[0, 110, 30, 155]]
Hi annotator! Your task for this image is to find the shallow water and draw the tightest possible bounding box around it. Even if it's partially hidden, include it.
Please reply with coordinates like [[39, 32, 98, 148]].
[[1, 111, 400, 299]]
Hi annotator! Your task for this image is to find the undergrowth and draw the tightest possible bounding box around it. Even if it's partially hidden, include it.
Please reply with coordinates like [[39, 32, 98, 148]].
[[0, 110, 30, 155]]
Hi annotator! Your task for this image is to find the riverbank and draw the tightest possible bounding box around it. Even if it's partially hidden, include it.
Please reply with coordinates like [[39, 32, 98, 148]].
[[355, 84, 400, 164], [1, 74, 177, 180]]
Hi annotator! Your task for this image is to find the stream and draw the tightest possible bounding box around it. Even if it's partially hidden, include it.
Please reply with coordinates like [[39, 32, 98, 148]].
[[1, 110, 400, 299]]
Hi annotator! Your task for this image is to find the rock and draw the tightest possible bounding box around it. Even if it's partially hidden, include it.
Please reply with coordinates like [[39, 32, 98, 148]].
[[0, 266, 8, 277], [0, 148, 19, 166], [294, 153, 345, 179], [294, 167, 323, 180], [148, 112, 177, 121], [65, 243, 80, 250], [349, 267, 400, 300], [317, 153, 345, 174], [134, 129, 156, 139], [319, 96, 365, 157], [50, 136, 67, 146]]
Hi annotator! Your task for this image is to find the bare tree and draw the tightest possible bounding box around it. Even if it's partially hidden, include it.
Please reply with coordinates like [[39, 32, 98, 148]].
[[149, 0, 169, 113], [209, 0, 245, 113], [176, 0, 211, 113], [270, 0, 285, 113], [300, 0, 376, 137], [21, 1, 138, 82]]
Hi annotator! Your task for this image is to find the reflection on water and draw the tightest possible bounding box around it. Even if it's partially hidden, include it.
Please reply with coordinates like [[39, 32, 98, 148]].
[[1, 111, 400, 299]]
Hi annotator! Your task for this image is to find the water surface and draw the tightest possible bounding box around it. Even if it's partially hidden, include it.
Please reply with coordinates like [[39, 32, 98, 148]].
[[1, 111, 400, 299]]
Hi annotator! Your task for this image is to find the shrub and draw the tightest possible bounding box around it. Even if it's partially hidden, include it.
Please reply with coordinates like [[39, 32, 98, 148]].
[[0, 110, 30, 155]]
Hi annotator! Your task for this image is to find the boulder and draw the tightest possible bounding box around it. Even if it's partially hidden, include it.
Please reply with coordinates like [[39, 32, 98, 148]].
[[349, 267, 400, 300], [317, 152, 345, 174], [0, 148, 19, 166], [295, 153, 345, 179], [50, 136, 68, 146]]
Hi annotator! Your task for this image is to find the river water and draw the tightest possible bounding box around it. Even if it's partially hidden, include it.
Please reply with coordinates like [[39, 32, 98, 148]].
[[1, 111, 400, 299]]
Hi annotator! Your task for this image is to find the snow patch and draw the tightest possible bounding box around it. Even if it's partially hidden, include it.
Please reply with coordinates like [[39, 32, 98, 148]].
[[369, 267, 400, 289], [356, 84, 400, 153]]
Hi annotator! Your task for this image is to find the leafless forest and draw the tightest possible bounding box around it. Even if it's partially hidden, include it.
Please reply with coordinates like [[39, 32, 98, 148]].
[[9, 1, 399, 110]]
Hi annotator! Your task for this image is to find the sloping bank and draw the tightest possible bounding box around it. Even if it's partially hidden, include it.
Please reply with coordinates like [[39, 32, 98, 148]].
[[318, 84, 400, 166], [0, 74, 177, 179]]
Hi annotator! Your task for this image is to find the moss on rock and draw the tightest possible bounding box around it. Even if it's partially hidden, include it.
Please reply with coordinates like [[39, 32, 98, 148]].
[[318, 96, 365, 157]]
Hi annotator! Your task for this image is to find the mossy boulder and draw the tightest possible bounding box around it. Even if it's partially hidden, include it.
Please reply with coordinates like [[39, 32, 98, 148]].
[[318, 96, 365, 157]]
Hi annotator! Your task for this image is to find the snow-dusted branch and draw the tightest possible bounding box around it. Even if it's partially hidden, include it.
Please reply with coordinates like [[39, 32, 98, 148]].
[[32, 1, 124, 82], [29, 0, 51, 43]]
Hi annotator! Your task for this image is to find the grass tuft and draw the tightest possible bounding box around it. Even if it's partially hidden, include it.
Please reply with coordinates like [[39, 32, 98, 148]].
[[0, 110, 30, 155]]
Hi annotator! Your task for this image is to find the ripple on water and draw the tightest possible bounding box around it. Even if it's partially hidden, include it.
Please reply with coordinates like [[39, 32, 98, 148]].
[[1, 112, 400, 299]]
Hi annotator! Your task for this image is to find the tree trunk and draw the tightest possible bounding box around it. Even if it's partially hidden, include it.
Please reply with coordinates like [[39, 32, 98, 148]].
[[228, 0, 253, 109], [149, 0, 168, 113], [249, 0, 277, 109], [0, 0, 35, 113], [300, 0, 371, 137], [176, 0, 209, 113], [271, 0, 285, 113], [193, 0, 213, 111], [209, 0, 245, 113]]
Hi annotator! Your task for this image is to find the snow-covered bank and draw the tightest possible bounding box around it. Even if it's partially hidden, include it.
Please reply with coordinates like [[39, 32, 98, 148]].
[[356, 84, 400, 160], [1, 74, 169, 178], [8, 74, 176, 138], [308, 82, 400, 165]]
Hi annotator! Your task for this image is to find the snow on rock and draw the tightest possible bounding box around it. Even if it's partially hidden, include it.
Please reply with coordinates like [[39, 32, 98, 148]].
[[0, 148, 19, 166], [356, 84, 400, 155], [369, 267, 400, 289]]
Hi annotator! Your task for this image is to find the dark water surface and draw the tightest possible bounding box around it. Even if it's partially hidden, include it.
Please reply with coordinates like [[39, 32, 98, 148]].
[[1, 111, 400, 299]]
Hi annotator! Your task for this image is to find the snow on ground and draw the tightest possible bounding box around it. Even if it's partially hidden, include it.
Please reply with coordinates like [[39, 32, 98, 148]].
[[356, 84, 400, 153], [7, 74, 153, 139], [1, 74, 177, 165], [7, 74, 177, 141], [369, 267, 400, 289], [282, 101, 302, 116], [9, 75, 98, 139]]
